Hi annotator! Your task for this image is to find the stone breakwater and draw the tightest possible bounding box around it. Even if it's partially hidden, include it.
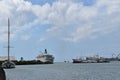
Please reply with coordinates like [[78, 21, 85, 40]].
[[0, 60, 53, 65]]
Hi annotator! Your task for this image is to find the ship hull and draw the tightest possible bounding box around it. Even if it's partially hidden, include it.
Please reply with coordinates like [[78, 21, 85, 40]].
[[38, 58, 54, 64], [72, 59, 110, 63], [72, 59, 82, 63], [36, 55, 54, 64]]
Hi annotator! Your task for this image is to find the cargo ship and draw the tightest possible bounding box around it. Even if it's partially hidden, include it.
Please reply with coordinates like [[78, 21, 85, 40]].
[[72, 56, 110, 63]]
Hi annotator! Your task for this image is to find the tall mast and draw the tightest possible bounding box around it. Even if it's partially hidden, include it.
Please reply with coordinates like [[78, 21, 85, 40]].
[[8, 18, 10, 61], [1, 18, 15, 69]]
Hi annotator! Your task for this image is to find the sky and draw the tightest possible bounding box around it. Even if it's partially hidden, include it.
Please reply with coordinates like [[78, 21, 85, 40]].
[[0, 0, 120, 62]]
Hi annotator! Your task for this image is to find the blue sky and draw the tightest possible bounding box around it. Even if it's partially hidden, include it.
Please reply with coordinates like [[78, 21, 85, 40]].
[[0, 0, 120, 62]]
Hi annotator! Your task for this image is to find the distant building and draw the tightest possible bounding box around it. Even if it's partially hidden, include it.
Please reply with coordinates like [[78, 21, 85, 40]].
[[20, 57, 24, 61], [0, 56, 16, 61]]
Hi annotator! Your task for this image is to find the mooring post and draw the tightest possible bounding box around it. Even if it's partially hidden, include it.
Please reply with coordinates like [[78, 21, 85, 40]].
[[0, 67, 6, 80]]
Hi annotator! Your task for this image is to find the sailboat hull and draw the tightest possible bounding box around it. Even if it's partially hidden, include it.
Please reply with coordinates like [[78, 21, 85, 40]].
[[2, 61, 15, 69]]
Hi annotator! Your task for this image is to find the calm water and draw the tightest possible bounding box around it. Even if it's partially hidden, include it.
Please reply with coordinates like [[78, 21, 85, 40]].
[[5, 62, 120, 80]]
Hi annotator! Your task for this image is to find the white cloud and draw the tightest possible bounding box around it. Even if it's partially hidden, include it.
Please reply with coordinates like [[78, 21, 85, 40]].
[[48, 0, 120, 42], [0, 0, 120, 42], [0, 0, 34, 41], [63, 25, 96, 42], [21, 35, 31, 41], [39, 38, 46, 42]]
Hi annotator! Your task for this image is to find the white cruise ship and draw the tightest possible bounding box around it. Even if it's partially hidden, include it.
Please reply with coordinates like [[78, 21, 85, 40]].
[[36, 49, 54, 64]]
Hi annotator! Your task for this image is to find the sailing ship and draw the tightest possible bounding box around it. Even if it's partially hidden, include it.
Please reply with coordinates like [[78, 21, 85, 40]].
[[2, 19, 15, 68], [36, 49, 54, 64]]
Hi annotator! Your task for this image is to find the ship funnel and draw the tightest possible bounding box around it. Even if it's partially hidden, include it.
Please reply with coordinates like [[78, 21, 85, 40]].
[[45, 49, 47, 54]]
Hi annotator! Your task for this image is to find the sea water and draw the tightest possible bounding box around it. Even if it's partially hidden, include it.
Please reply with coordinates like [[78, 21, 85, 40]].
[[5, 62, 120, 80]]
